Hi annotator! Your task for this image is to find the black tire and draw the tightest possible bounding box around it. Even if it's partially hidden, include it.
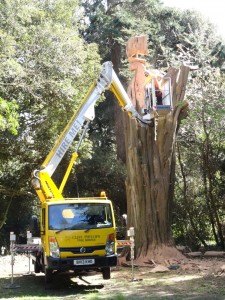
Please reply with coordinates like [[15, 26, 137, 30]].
[[102, 267, 111, 280], [45, 268, 53, 283]]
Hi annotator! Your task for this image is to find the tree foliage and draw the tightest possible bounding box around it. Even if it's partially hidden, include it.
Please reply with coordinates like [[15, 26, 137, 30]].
[[0, 97, 18, 134], [174, 64, 225, 248], [0, 0, 100, 240]]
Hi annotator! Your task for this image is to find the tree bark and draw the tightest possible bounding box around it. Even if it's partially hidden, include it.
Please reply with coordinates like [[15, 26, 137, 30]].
[[125, 64, 190, 261]]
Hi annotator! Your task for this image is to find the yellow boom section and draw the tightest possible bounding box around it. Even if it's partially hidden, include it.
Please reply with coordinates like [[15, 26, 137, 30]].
[[32, 61, 151, 203]]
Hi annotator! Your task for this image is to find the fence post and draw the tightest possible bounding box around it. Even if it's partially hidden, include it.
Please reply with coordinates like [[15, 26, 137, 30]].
[[4, 232, 20, 289], [127, 227, 135, 281]]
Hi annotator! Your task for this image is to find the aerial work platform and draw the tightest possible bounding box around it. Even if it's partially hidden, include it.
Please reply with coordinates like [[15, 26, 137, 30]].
[[143, 77, 173, 120]]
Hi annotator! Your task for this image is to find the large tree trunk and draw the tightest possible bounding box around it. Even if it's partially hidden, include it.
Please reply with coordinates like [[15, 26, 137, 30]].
[[110, 40, 127, 162], [125, 64, 190, 262]]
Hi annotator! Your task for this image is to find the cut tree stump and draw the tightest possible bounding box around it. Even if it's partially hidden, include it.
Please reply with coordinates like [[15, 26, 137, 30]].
[[124, 35, 191, 262]]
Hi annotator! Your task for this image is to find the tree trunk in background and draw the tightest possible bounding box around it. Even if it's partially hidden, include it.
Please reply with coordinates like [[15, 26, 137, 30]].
[[105, 0, 126, 162], [125, 65, 190, 261], [110, 40, 127, 162]]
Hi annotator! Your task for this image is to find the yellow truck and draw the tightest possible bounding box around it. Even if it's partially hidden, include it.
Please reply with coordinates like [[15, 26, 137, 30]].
[[30, 61, 151, 283]]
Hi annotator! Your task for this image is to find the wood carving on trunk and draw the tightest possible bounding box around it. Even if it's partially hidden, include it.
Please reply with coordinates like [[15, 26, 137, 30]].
[[125, 35, 190, 262], [126, 35, 165, 114], [126, 35, 148, 58]]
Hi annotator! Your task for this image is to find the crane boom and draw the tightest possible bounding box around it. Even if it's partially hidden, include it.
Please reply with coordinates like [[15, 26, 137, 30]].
[[41, 61, 150, 177]]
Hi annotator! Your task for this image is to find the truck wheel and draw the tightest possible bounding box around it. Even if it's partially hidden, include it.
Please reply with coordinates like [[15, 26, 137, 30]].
[[45, 268, 53, 283], [102, 267, 111, 280]]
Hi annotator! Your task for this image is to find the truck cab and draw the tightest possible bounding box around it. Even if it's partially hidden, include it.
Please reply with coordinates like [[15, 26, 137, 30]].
[[34, 196, 117, 282]]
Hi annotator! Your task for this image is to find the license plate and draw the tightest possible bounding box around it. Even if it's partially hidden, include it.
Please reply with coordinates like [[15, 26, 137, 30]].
[[74, 259, 95, 265]]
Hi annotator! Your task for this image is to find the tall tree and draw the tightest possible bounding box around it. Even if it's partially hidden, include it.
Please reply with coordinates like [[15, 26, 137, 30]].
[[0, 0, 100, 237], [175, 65, 225, 249], [124, 8, 225, 258], [83, 0, 225, 259]]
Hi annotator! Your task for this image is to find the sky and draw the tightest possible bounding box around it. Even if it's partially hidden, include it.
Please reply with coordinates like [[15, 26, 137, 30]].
[[163, 0, 225, 39]]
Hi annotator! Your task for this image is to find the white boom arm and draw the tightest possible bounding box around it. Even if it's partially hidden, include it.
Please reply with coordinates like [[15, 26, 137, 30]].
[[41, 61, 151, 177]]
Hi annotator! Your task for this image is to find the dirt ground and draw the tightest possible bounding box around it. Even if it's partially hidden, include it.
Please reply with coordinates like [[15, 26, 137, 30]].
[[1, 254, 225, 299]]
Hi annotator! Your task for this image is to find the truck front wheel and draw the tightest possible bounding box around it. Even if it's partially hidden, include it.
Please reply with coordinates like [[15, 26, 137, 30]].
[[102, 267, 111, 280]]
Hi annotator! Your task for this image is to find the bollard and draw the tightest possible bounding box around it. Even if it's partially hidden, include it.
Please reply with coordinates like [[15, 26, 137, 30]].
[[127, 227, 142, 282], [127, 227, 135, 281]]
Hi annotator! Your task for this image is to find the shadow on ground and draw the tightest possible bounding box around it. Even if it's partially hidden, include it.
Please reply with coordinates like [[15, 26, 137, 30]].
[[0, 271, 104, 299], [1, 267, 225, 299]]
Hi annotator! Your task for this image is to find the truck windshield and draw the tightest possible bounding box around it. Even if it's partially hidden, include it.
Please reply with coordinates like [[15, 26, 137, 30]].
[[48, 203, 113, 231]]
